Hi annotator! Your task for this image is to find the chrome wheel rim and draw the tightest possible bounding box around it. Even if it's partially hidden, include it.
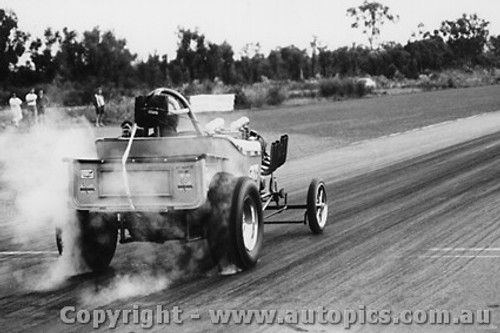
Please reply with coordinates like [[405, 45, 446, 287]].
[[242, 197, 259, 252], [316, 185, 328, 228]]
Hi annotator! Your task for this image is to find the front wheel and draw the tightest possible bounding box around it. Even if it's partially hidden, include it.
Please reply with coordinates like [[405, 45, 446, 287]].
[[307, 179, 328, 234]]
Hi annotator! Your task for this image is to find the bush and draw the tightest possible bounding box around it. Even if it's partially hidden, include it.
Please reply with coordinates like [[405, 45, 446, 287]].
[[319, 77, 372, 99], [103, 97, 135, 123], [319, 78, 341, 97], [62, 89, 87, 106], [355, 81, 369, 97], [244, 85, 267, 108], [63, 96, 134, 124], [0, 90, 13, 106], [232, 86, 251, 109], [266, 85, 286, 106], [447, 77, 456, 88], [181, 80, 215, 96], [344, 79, 355, 96]]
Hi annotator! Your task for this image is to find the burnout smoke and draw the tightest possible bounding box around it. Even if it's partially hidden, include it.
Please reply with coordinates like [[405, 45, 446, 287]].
[[80, 272, 170, 307], [79, 240, 208, 307], [0, 114, 97, 288]]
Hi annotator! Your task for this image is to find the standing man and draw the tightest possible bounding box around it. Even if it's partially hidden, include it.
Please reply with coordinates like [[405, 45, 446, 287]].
[[9, 92, 23, 127], [92, 87, 105, 127], [36, 89, 49, 124], [25, 88, 38, 125]]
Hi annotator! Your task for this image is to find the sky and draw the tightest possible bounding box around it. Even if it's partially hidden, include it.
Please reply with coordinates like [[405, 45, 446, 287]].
[[1, 0, 500, 61]]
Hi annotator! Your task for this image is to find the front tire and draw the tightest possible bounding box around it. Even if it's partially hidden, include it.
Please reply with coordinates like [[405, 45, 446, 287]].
[[307, 179, 328, 234]]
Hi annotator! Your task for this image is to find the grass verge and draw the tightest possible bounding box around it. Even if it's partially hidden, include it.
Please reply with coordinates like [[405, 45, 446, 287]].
[[2, 84, 500, 160]]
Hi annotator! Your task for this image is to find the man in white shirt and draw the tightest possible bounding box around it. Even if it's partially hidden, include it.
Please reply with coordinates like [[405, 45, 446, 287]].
[[25, 88, 38, 125]]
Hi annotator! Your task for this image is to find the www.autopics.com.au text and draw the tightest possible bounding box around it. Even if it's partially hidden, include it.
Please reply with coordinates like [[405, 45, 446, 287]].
[[59, 304, 492, 329]]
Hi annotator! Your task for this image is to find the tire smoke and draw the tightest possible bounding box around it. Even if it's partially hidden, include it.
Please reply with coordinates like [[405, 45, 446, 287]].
[[0, 112, 97, 289], [0, 111, 247, 299]]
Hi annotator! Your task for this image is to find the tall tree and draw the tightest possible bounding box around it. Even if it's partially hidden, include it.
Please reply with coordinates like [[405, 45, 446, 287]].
[[236, 43, 269, 83], [310, 36, 320, 77], [346, 1, 399, 50], [490, 35, 500, 58], [56, 27, 86, 81], [81, 27, 137, 87], [136, 53, 168, 87], [0, 9, 28, 83], [29, 28, 60, 82], [175, 28, 209, 82], [277, 45, 308, 80], [404, 35, 452, 73], [437, 13, 489, 66], [317, 47, 334, 77], [219, 42, 236, 84]]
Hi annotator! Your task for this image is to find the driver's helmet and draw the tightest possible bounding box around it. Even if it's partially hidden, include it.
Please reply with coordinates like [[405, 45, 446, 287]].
[[134, 89, 180, 135]]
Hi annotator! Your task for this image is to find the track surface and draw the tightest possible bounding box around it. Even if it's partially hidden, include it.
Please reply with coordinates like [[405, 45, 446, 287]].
[[3, 122, 500, 332]]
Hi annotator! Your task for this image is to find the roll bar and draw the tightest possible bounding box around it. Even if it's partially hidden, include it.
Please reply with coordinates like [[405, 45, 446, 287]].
[[147, 87, 203, 136]]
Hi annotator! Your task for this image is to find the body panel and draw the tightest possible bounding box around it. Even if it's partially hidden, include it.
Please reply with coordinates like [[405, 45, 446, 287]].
[[70, 136, 262, 211]]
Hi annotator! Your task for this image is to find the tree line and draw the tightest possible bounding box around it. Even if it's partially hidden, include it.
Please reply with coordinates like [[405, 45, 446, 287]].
[[1, 6, 500, 103]]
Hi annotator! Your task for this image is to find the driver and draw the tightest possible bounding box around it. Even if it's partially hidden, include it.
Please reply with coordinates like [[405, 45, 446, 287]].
[[120, 120, 146, 138], [159, 96, 180, 136], [120, 120, 133, 138]]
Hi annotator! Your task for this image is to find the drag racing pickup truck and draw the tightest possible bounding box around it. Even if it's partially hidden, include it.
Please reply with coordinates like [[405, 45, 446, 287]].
[[57, 88, 328, 273]]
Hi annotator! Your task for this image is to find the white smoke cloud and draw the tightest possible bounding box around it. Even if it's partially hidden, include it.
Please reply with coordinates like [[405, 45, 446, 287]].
[[80, 273, 171, 307], [0, 111, 243, 298], [78, 240, 210, 306], [0, 113, 97, 289], [0, 119, 96, 241]]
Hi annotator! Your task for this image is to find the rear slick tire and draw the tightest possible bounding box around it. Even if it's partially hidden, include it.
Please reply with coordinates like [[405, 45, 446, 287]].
[[229, 177, 264, 269], [78, 211, 118, 272], [55, 211, 118, 273], [207, 175, 264, 271]]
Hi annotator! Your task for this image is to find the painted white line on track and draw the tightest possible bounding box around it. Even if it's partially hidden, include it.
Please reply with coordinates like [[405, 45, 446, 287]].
[[420, 255, 500, 258], [429, 248, 500, 251], [0, 251, 58, 256]]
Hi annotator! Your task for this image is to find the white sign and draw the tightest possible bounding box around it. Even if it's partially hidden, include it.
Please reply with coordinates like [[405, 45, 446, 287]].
[[189, 94, 235, 113]]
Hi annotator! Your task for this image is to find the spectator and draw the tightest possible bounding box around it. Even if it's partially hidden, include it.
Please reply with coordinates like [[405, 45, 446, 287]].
[[36, 89, 49, 124], [25, 88, 38, 125], [92, 87, 105, 127], [9, 92, 23, 127]]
